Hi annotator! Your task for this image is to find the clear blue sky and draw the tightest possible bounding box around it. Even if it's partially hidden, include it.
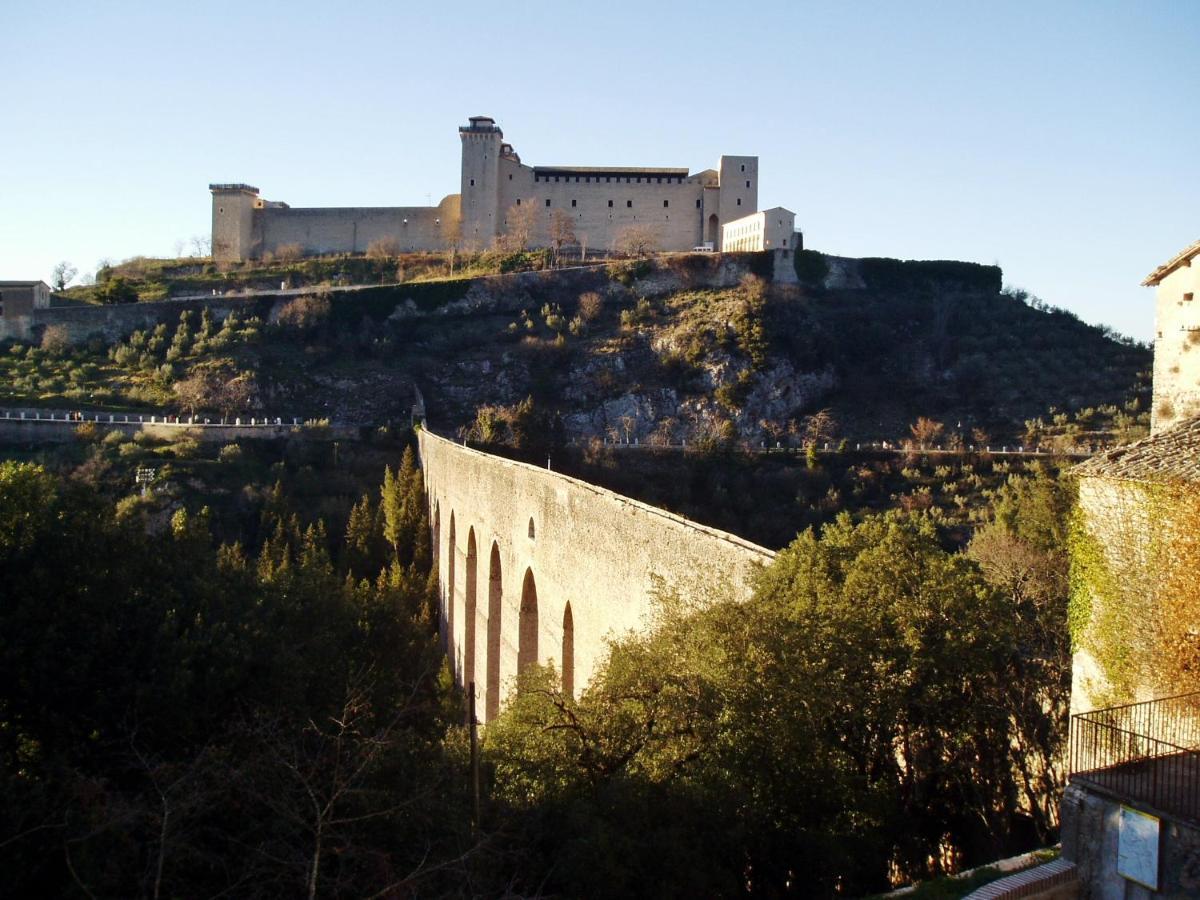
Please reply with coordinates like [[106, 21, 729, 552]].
[[2, 0, 1196, 340]]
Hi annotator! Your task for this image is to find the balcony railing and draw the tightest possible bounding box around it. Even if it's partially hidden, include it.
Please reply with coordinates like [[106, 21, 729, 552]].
[[1069, 691, 1200, 823]]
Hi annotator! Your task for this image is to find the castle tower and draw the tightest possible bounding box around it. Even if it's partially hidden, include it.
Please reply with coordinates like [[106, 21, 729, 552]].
[[209, 184, 260, 262], [716, 156, 759, 251], [459, 117, 504, 250]]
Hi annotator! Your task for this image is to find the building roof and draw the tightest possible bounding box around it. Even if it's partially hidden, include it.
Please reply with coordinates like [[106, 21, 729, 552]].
[[1142, 238, 1200, 286], [209, 183, 260, 194], [1074, 416, 1200, 482], [533, 166, 690, 177], [0, 280, 49, 288]]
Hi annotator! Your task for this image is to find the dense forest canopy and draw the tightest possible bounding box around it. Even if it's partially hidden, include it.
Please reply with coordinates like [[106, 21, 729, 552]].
[[0, 426, 1074, 896]]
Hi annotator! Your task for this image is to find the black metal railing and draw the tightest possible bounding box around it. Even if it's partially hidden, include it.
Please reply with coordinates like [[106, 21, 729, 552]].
[[1070, 691, 1200, 822]]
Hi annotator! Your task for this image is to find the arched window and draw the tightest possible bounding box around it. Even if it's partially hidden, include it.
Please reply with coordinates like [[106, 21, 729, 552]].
[[486, 542, 503, 721], [518, 568, 539, 677], [562, 602, 575, 700], [465, 528, 478, 690]]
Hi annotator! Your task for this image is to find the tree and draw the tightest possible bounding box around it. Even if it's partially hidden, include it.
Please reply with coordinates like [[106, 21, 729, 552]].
[[173, 371, 215, 417], [502, 203, 537, 251], [548, 209, 576, 266], [40, 324, 71, 356], [96, 275, 138, 305], [613, 225, 659, 258], [578, 291, 603, 323], [909, 416, 944, 447], [803, 408, 838, 446], [51, 261, 77, 291]]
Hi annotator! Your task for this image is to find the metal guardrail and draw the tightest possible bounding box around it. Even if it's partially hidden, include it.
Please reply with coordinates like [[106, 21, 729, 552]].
[[1, 408, 303, 428], [1069, 691, 1200, 822]]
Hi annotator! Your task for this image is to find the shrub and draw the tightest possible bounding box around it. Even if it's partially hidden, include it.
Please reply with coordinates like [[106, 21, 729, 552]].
[[40, 324, 71, 356], [578, 291, 603, 323], [218, 442, 243, 462], [273, 243, 305, 263], [366, 236, 402, 259], [794, 248, 829, 285], [276, 294, 332, 332]]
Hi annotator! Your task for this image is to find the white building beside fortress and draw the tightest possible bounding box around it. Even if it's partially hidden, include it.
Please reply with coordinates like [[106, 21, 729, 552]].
[[211, 116, 799, 262]]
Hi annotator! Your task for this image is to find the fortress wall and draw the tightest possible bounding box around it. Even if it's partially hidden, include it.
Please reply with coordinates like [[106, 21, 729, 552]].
[[418, 428, 774, 721], [259, 197, 459, 256], [494, 156, 713, 252]]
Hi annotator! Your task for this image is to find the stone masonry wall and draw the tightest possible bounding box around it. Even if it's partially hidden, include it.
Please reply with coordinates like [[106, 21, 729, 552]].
[[1061, 783, 1200, 899], [1150, 260, 1200, 434], [257, 195, 460, 257], [418, 428, 775, 722]]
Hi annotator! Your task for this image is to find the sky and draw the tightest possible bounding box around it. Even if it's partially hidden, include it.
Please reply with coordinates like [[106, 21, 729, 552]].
[[1, 0, 1196, 341]]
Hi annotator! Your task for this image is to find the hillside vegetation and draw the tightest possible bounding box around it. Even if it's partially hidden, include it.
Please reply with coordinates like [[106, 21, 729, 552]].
[[18, 251, 1149, 451]]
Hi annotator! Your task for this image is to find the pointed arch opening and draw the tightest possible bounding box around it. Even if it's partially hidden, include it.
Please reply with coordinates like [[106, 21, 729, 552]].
[[447, 513, 456, 642], [465, 528, 478, 690], [707, 213, 719, 247], [486, 542, 503, 721], [562, 602, 575, 701], [432, 501, 440, 569], [518, 568, 539, 677]]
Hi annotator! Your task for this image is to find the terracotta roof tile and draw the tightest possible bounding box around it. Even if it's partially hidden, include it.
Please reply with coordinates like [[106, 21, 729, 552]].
[[1074, 416, 1200, 481]]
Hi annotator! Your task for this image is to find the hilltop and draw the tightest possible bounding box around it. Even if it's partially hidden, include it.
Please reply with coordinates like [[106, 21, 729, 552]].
[[9, 249, 1149, 449]]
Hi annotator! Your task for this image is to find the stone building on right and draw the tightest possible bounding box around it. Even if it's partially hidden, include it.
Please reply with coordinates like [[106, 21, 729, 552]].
[[1062, 237, 1200, 898], [1146, 239, 1200, 433]]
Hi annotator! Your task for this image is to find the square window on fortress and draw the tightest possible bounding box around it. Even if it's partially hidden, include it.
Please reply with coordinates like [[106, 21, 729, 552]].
[[746, 180, 750, 188], [546, 199, 551, 207], [572, 199, 577, 207], [737, 198, 742, 206], [516, 198, 521, 205], [1186, 293, 1195, 302], [470, 179, 475, 186], [663, 200, 669, 208], [626, 200, 632, 208], [740, 164, 745, 172], [696, 199, 701, 208], [608, 200, 613, 207]]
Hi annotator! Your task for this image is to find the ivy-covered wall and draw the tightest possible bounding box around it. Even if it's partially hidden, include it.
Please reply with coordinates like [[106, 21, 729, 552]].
[[1070, 475, 1200, 712]]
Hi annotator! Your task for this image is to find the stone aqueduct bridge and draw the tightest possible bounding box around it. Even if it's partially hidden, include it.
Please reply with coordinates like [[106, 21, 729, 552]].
[[418, 429, 776, 722]]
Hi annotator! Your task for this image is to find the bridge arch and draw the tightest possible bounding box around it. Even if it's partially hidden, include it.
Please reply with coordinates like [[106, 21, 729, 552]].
[[518, 568, 539, 677], [486, 541, 503, 721], [562, 601, 575, 700], [447, 512, 456, 651], [465, 527, 478, 691], [432, 502, 440, 626]]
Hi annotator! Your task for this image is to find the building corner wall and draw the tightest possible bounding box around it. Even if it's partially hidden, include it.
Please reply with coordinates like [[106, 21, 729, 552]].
[[1150, 261, 1200, 434]]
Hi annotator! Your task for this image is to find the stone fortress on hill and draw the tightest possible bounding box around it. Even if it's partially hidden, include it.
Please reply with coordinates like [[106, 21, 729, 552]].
[[210, 116, 800, 263]]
